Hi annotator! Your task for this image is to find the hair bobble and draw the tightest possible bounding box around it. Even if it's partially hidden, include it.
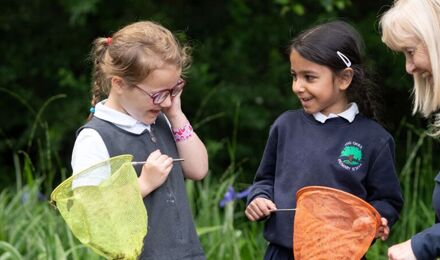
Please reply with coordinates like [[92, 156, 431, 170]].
[[106, 37, 112, 46]]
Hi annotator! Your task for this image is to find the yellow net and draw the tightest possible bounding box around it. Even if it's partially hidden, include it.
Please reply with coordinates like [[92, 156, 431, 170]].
[[293, 186, 381, 260], [50, 155, 147, 259]]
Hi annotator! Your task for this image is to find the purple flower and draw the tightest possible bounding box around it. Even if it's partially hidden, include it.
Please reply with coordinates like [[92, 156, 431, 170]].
[[219, 185, 252, 207], [21, 191, 47, 203]]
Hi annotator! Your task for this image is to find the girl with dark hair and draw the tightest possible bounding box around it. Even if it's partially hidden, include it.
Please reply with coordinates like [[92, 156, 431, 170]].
[[245, 21, 403, 259]]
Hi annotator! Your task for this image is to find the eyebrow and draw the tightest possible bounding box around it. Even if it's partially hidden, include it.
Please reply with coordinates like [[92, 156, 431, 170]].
[[290, 69, 318, 74], [146, 78, 184, 92]]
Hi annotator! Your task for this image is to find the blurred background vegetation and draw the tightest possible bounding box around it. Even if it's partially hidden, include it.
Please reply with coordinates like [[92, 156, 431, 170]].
[[1, 0, 439, 259]]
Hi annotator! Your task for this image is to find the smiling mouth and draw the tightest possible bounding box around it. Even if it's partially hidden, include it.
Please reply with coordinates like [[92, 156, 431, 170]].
[[301, 97, 313, 102], [421, 72, 432, 79]]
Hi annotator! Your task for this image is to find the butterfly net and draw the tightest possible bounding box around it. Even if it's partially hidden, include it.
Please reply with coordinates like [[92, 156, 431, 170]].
[[50, 154, 147, 259], [293, 186, 381, 260]]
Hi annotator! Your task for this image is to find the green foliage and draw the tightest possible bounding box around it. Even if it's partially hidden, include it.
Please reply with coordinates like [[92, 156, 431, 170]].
[[188, 175, 266, 259], [1, 0, 414, 186], [0, 183, 101, 259], [367, 124, 439, 259], [1, 121, 438, 259], [0, 91, 69, 192], [59, 0, 101, 25], [274, 0, 351, 15], [1, 1, 440, 259], [187, 102, 267, 258]]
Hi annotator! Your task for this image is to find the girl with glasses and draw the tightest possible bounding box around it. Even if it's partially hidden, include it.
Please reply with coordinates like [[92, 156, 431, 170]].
[[71, 21, 208, 259]]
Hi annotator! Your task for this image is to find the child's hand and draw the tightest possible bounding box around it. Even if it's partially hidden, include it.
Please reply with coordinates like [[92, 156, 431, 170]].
[[352, 216, 374, 232], [138, 150, 173, 197], [245, 197, 277, 221], [162, 89, 183, 120], [388, 239, 416, 260], [376, 217, 390, 241]]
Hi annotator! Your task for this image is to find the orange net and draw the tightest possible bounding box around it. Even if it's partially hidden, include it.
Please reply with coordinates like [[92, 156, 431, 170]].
[[293, 186, 381, 260]]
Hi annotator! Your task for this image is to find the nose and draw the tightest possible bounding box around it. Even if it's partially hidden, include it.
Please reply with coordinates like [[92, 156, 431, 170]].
[[292, 79, 304, 94], [405, 58, 415, 75]]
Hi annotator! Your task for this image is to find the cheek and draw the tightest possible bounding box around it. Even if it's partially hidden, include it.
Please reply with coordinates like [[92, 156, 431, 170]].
[[415, 58, 430, 72], [423, 58, 432, 72], [415, 53, 432, 71], [123, 94, 152, 110]]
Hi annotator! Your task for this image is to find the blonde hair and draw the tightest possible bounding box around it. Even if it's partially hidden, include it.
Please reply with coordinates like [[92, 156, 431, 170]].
[[380, 0, 440, 137], [89, 21, 191, 107]]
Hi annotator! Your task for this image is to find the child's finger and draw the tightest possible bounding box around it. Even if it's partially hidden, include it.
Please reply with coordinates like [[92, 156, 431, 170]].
[[381, 226, 390, 240], [266, 200, 277, 211], [381, 217, 388, 226], [245, 208, 259, 221], [379, 217, 389, 240], [245, 210, 258, 221], [164, 163, 173, 175], [248, 199, 272, 219], [245, 205, 265, 221], [245, 198, 276, 221], [249, 202, 265, 217], [157, 154, 172, 164], [147, 149, 161, 161], [256, 199, 277, 216]]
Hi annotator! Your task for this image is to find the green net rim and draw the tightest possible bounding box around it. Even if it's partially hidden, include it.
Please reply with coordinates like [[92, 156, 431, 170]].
[[50, 154, 134, 205]]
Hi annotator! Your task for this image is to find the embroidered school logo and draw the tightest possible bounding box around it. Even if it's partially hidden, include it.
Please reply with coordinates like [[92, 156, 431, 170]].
[[338, 141, 363, 171]]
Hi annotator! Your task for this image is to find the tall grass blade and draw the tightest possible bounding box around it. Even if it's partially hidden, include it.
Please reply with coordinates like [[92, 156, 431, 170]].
[[0, 241, 23, 260]]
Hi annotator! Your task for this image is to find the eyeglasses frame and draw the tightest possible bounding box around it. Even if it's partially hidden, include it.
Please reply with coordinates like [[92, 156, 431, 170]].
[[131, 78, 186, 105]]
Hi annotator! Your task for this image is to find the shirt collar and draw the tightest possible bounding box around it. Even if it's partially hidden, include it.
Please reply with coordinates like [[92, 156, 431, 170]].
[[94, 100, 151, 134], [312, 102, 359, 123]]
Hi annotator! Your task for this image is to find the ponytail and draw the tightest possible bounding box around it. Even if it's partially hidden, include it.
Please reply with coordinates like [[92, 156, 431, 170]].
[[88, 37, 112, 120], [346, 65, 384, 124]]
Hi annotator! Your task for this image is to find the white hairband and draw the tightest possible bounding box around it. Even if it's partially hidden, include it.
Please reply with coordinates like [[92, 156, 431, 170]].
[[336, 51, 351, 68]]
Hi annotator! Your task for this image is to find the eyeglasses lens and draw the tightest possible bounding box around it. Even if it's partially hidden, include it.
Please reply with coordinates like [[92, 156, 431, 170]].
[[152, 80, 185, 104]]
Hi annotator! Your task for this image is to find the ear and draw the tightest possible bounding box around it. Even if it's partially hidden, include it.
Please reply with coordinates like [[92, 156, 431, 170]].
[[337, 68, 354, 91], [111, 76, 127, 94]]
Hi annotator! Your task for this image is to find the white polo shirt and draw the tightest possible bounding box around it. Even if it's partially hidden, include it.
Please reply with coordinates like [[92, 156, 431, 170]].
[[71, 101, 152, 175]]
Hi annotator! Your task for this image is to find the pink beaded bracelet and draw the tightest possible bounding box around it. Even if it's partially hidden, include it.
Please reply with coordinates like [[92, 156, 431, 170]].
[[172, 123, 193, 142]]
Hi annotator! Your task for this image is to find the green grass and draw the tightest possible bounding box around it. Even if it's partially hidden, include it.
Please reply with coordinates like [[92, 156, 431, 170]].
[[187, 174, 266, 259], [0, 128, 437, 259], [0, 172, 266, 259], [0, 183, 101, 260]]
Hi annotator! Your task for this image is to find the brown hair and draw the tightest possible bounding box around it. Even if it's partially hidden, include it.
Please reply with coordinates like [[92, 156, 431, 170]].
[[89, 21, 191, 109]]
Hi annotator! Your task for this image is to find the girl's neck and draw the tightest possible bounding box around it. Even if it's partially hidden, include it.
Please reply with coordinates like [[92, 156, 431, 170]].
[[104, 97, 126, 115], [320, 101, 350, 116]]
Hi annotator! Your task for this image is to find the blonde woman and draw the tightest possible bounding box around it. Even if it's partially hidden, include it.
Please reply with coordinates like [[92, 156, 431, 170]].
[[380, 0, 440, 259]]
